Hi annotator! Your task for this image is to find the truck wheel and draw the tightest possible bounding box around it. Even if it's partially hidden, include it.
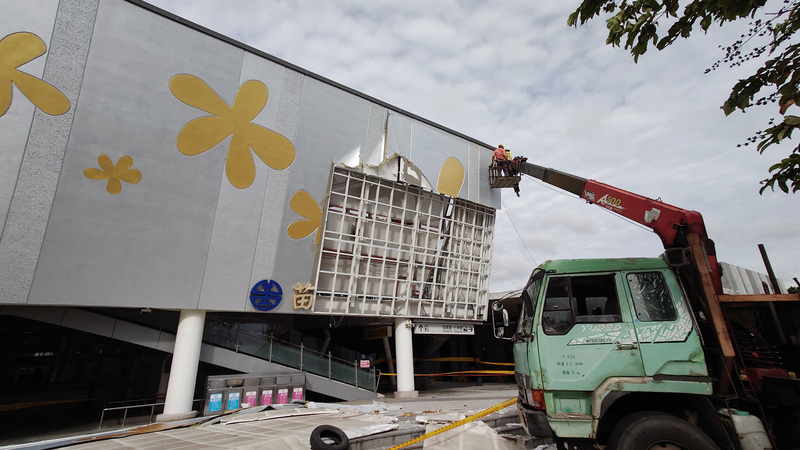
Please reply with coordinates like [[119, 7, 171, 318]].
[[608, 411, 718, 450], [309, 425, 349, 450]]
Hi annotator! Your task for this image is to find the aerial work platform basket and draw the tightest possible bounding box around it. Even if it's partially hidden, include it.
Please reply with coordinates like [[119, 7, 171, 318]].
[[488, 163, 521, 189]]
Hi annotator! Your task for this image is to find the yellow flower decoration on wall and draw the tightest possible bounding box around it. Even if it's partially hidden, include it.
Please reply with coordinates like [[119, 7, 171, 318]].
[[170, 74, 295, 189], [84, 154, 142, 194], [0, 32, 70, 117], [437, 157, 464, 197], [287, 190, 322, 245]]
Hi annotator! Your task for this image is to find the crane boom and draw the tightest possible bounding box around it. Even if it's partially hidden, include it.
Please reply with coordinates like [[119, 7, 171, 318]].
[[511, 158, 722, 294]]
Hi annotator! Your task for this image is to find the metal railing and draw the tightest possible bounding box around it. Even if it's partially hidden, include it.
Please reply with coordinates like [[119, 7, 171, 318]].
[[98, 398, 202, 428]]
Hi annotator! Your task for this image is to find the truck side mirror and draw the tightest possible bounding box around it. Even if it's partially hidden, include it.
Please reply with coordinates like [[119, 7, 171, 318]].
[[492, 301, 512, 340]]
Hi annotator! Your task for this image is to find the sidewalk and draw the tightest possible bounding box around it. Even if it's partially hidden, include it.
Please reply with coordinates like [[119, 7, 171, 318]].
[[1, 383, 544, 450]]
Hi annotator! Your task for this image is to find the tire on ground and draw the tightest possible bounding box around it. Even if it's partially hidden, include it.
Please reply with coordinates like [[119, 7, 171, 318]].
[[608, 411, 719, 450], [309, 424, 350, 450]]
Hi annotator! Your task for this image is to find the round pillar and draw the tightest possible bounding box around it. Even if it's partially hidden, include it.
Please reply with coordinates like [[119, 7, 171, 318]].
[[157, 309, 206, 422], [394, 318, 418, 398]]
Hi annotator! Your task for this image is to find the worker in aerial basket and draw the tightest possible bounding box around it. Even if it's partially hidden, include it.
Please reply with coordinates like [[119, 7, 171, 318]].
[[492, 144, 510, 176]]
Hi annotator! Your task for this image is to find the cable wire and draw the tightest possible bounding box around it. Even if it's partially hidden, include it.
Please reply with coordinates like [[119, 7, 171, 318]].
[[501, 199, 537, 266]]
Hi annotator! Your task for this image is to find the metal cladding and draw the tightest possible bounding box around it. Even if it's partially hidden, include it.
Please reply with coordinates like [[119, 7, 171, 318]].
[[0, 0, 498, 319]]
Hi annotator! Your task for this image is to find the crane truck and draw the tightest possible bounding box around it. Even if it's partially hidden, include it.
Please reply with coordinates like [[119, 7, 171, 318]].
[[490, 158, 800, 450]]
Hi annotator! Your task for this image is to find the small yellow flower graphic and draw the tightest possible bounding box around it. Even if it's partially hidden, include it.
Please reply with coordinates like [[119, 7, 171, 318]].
[[0, 32, 70, 117], [170, 74, 295, 189], [84, 154, 142, 194], [287, 190, 322, 244]]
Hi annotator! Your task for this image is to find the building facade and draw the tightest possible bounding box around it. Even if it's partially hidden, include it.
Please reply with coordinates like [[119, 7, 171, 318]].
[[0, 0, 504, 426]]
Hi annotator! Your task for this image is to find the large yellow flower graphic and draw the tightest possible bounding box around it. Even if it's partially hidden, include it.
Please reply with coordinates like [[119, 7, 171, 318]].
[[170, 74, 295, 189], [287, 190, 322, 244], [438, 157, 464, 197], [0, 32, 70, 117], [84, 154, 142, 194]]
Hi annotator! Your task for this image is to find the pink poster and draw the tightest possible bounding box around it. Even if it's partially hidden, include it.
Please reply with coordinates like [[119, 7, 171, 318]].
[[244, 390, 257, 407], [292, 387, 304, 401], [277, 388, 289, 404], [261, 389, 273, 406]]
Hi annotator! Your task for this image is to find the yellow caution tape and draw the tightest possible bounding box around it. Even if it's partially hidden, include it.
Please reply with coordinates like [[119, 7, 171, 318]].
[[478, 361, 515, 367], [380, 370, 514, 377], [387, 397, 518, 450], [373, 357, 514, 366]]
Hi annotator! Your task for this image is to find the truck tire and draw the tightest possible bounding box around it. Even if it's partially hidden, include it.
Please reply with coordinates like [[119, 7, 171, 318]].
[[608, 411, 718, 450], [309, 425, 349, 450]]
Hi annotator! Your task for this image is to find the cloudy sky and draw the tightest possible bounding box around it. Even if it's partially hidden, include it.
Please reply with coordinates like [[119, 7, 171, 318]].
[[145, 0, 799, 292]]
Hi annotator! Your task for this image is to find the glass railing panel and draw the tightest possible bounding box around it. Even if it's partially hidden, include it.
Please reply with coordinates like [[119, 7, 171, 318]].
[[302, 351, 329, 377], [200, 315, 374, 391], [357, 368, 374, 390]]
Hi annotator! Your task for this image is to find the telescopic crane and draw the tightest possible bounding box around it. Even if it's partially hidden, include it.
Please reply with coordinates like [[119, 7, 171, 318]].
[[493, 156, 798, 392]]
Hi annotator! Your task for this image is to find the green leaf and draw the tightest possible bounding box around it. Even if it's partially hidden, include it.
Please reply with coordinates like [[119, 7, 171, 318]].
[[701, 14, 712, 31], [785, 115, 800, 125], [779, 177, 789, 193]]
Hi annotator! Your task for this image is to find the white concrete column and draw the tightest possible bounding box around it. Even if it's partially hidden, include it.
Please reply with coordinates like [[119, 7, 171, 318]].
[[394, 318, 418, 398], [157, 309, 206, 422]]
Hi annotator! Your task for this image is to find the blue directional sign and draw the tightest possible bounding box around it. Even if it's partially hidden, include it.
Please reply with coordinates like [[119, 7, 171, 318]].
[[250, 280, 283, 311]]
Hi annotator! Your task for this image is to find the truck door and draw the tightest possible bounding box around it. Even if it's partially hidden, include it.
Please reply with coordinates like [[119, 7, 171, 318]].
[[623, 270, 709, 377], [513, 270, 544, 405], [536, 273, 645, 396]]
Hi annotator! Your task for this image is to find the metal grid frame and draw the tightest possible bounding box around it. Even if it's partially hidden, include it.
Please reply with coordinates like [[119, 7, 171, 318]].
[[312, 167, 495, 320]]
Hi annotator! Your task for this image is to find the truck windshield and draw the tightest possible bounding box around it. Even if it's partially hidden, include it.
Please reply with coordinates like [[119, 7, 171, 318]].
[[626, 272, 677, 322]]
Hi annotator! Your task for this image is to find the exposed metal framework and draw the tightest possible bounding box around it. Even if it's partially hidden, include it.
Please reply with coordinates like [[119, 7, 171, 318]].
[[313, 167, 495, 320]]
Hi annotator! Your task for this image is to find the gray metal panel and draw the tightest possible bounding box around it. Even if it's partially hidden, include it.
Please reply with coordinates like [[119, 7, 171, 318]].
[[0, 0, 98, 304], [468, 142, 481, 204], [480, 145, 502, 208], [198, 53, 288, 311], [4, 0, 500, 314], [409, 122, 470, 198], [385, 113, 413, 160], [0, 0, 60, 238], [363, 103, 388, 166], [265, 77, 372, 314], [29, 0, 244, 308], [248, 69, 304, 310]]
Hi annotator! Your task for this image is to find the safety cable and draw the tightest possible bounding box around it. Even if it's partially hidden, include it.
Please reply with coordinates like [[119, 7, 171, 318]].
[[501, 199, 537, 266]]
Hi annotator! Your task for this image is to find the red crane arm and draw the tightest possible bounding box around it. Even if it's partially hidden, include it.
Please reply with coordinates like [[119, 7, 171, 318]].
[[513, 159, 722, 294], [580, 179, 706, 249]]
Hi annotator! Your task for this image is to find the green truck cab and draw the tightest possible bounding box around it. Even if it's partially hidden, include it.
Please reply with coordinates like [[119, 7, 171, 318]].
[[498, 257, 730, 449]]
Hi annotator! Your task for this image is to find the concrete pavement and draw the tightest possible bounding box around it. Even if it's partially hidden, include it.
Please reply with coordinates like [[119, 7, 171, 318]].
[[1, 383, 553, 450]]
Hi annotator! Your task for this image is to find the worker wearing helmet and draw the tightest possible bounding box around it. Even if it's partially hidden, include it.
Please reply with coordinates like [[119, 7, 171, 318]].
[[493, 144, 507, 163], [492, 144, 510, 176]]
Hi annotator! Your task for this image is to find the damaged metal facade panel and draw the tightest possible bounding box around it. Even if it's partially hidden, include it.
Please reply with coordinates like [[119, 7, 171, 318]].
[[314, 167, 494, 320], [0, 0, 498, 317]]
